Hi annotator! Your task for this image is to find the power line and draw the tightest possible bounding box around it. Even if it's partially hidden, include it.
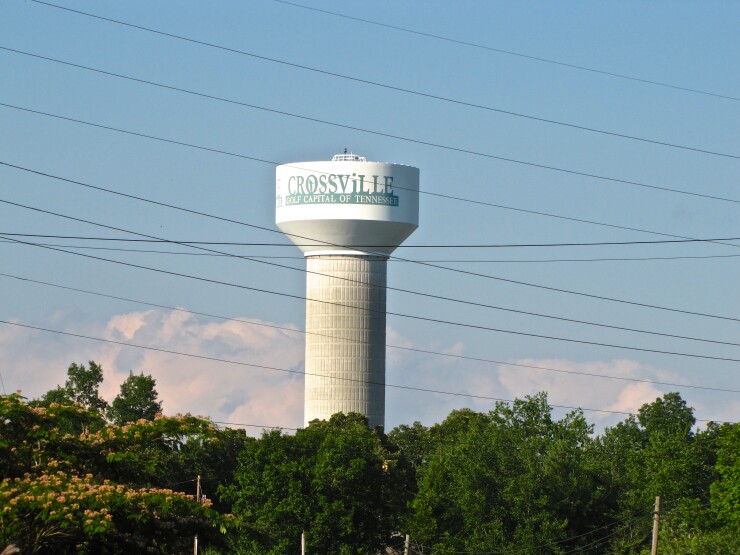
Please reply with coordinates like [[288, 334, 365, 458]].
[[5, 0, 736, 426], [401, 189, 740, 246], [268, 0, 740, 102], [559, 527, 632, 555], [4, 220, 740, 352], [211, 420, 299, 432], [3, 231, 740, 249], [5, 117, 740, 260], [4, 115, 740, 263], [0, 240, 306, 259], [7, 317, 643, 417], [4, 162, 740, 327], [6, 238, 740, 264], [0, 162, 740, 346], [541, 514, 649, 552], [3, 44, 737, 161], [6, 229, 740, 364], [411, 513, 653, 555], [0, 318, 731, 423], [4, 272, 737, 395], [408, 497, 712, 555], [2, 98, 740, 208], [10, 11, 740, 250], [411, 495, 711, 555], [2, 169, 740, 332], [422, 254, 740, 263]]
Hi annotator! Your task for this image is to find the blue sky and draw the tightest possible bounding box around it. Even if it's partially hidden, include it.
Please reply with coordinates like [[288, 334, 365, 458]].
[[1, 0, 738, 432]]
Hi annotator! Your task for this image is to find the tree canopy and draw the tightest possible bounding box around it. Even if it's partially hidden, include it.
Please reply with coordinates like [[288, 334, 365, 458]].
[[222, 412, 414, 554], [35, 361, 108, 414], [2, 361, 738, 554], [109, 371, 162, 425], [0, 393, 236, 554]]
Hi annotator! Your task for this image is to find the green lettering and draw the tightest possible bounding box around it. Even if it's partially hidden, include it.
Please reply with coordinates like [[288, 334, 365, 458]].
[[306, 175, 318, 194], [337, 174, 351, 193], [383, 176, 394, 194], [328, 174, 338, 193], [296, 176, 306, 195]]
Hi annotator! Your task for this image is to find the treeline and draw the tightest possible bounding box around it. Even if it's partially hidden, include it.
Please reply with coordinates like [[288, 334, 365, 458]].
[[1, 362, 738, 554]]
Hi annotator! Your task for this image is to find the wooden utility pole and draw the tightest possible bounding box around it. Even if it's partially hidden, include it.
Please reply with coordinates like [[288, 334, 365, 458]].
[[651, 496, 660, 555], [404, 534, 410, 555], [193, 475, 202, 555]]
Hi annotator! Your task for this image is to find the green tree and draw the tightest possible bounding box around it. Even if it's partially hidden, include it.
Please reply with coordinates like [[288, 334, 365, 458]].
[[175, 425, 251, 514], [65, 361, 108, 414], [409, 394, 603, 554], [657, 526, 740, 555], [0, 393, 234, 554], [711, 422, 740, 526], [595, 392, 717, 554], [637, 391, 695, 436], [109, 371, 162, 425], [387, 420, 430, 477], [36, 386, 71, 406], [223, 412, 413, 554], [35, 361, 108, 415], [11, 360, 249, 513], [0, 469, 229, 555]]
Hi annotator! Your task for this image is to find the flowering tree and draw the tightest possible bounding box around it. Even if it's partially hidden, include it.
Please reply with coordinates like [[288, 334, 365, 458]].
[[0, 393, 234, 553], [0, 470, 229, 554]]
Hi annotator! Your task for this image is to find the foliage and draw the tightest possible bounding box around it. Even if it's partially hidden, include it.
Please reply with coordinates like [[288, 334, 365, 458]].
[[175, 425, 251, 513], [0, 392, 236, 553], [655, 524, 740, 555], [0, 470, 229, 554], [594, 392, 720, 554], [223, 412, 414, 554], [637, 391, 695, 436], [34, 361, 109, 415], [406, 394, 607, 554], [4, 360, 737, 554], [108, 371, 162, 425], [1, 393, 106, 479], [711, 422, 740, 526], [387, 420, 430, 475]]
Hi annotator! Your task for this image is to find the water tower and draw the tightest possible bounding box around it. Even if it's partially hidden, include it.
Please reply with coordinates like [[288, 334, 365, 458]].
[[275, 151, 420, 428]]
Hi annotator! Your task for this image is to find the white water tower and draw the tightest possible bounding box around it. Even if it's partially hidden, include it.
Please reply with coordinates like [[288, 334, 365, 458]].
[[275, 151, 420, 428]]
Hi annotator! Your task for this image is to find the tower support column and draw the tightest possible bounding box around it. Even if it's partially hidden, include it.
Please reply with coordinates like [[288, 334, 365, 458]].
[[304, 255, 387, 428]]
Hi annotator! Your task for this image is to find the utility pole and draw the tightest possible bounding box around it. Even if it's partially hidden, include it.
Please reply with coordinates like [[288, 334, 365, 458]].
[[651, 496, 660, 555], [193, 475, 202, 555], [404, 534, 410, 555], [301, 531, 305, 555]]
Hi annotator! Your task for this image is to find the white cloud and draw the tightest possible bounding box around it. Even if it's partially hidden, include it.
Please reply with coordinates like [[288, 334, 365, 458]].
[[0, 309, 305, 435], [496, 358, 669, 428], [385, 339, 721, 432], [1, 316, 730, 436], [492, 356, 735, 431], [107, 311, 151, 341], [386, 332, 505, 426], [603, 381, 664, 415]]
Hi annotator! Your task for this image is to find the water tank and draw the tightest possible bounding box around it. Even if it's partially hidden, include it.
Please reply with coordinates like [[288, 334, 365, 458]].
[[276, 153, 419, 255]]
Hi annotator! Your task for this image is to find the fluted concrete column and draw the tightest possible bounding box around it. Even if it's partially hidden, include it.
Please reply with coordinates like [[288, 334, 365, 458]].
[[304, 255, 387, 428]]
